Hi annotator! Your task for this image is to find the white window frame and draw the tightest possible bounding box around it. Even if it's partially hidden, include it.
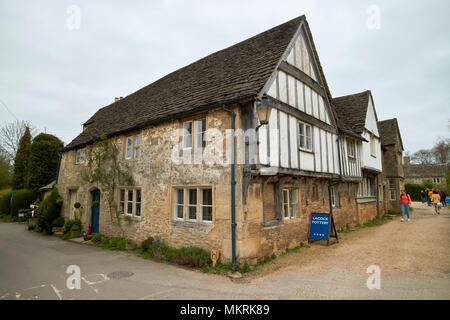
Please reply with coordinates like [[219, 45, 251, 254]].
[[174, 189, 184, 221], [200, 188, 213, 223], [75, 148, 86, 164], [125, 136, 133, 159], [183, 121, 193, 149], [390, 189, 396, 201], [187, 188, 197, 222], [298, 121, 313, 152], [347, 140, 356, 158], [126, 189, 134, 216], [118, 188, 142, 218], [194, 118, 206, 149], [283, 189, 298, 219], [134, 134, 140, 159], [119, 189, 125, 215], [135, 189, 141, 217]]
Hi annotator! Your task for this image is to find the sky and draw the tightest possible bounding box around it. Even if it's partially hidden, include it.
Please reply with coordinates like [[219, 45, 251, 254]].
[[0, 0, 449, 155]]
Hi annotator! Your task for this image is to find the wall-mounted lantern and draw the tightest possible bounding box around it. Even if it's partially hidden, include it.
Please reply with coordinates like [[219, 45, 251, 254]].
[[256, 93, 273, 130]]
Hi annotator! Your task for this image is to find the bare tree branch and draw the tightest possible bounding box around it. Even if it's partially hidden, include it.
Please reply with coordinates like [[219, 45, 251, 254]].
[[0, 120, 37, 163]]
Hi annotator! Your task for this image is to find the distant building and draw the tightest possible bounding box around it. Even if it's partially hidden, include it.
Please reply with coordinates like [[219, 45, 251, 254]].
[[378, 118, 405, 212], [403, 156, 448, 189]]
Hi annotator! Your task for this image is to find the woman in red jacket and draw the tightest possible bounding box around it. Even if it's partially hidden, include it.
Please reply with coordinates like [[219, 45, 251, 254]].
[[398, 190, 412, 222]]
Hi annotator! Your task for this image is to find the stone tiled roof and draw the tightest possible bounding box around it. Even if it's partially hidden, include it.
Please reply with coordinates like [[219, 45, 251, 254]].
[[64, 15, 322, 151], [332, 91, 371, 135], [378, 118, 404, 150], [404, 163, 449, 178]]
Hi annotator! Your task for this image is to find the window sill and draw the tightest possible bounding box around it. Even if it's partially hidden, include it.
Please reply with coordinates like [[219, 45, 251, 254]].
[[356, 197, 376, 204], [262, 220, 282, 228], [299, 148, 314, 155]]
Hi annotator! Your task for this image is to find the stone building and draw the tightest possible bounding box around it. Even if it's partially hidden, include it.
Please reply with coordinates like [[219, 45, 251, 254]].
[[333, 91, 384, 220], [403, 157, 448, 189], [57, 15, 387, 264], [378, 118, 405, 212]]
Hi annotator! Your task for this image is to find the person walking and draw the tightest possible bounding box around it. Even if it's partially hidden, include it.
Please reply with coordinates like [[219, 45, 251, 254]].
[[427, 189, 433, 206], [431, 191, 441, 214], [398, 190, 412, 222], [420, 190, 426, 204], [441, 190, 447, 207]]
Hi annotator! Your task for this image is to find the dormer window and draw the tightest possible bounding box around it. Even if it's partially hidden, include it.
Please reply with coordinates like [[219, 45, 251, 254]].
[[298, 122, 312, 152], [370, 134, 376, 157], [75, 148, 86, 164], [347, 140, 356, 158]]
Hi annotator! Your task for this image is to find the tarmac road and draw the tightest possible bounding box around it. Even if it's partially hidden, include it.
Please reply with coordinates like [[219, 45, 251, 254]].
[[0, 202, 449, 300]]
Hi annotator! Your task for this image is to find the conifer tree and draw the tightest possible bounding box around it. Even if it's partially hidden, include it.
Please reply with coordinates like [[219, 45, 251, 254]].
[[13, 126, 32, 189]]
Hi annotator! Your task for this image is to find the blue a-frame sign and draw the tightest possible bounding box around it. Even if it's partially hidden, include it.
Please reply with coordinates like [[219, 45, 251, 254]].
[[308, 213, 339, 245]]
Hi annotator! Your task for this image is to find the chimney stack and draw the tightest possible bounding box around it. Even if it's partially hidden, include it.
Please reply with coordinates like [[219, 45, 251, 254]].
[[404, 155, 410, 166], [114, 97, 120, 102]]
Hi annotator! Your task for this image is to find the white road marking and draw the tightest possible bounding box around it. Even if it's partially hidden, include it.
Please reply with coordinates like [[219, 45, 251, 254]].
[[50, 284, 63, 300], [138, 288, 176, 300]]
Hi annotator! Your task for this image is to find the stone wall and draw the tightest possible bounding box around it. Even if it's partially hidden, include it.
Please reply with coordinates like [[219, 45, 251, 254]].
[[57, 105, 244, 261]]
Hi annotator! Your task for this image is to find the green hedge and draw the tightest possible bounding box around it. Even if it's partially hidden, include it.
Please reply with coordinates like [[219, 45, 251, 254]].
[[405, 184, 424, 202], [10, 189, 37, 217], [36, 188, 63, 234], [0, 192, 12, 215]]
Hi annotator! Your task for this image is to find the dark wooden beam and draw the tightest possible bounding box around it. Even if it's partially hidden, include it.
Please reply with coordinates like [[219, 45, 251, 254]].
[[269, 98, 337, 134], [279, 61, 326, 98]]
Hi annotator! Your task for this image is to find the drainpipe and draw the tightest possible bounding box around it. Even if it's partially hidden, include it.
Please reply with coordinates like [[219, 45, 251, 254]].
[[329, 135, 344, 220], [376, 174, 380, 217], [222, 105, 237, 270]]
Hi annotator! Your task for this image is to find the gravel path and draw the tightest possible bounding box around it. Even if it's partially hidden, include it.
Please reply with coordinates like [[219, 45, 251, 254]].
[[246, 202, 450, 280]]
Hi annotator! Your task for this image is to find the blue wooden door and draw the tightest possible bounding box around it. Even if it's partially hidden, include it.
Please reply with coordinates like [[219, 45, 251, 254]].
[[91, 190, 100, 234]]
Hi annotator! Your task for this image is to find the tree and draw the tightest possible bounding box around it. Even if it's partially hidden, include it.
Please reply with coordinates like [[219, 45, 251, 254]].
[[81, 136, 133, 237], [0, 120, 36, 163], [0, 148, 12, 189], [13, 127, 32, 189], [411, 149, 434, 165], [28, 133, 64, 190], [432, 138, 449, 164]]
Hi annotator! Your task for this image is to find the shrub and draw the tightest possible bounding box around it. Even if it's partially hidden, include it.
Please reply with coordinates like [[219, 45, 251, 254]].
[[63, 218, 81, 234], [70, 224, 81, 232], [0, 192, 12, 215], [141, 237, 154, 251], [91, 233, 104, 243], [10, 189, 37, 217], [36, 188, 63, 234], [405, 184, 424, 201], [52, 217, 65, 228], [142, 244, 212, 268], [28, 219, 37, 230]]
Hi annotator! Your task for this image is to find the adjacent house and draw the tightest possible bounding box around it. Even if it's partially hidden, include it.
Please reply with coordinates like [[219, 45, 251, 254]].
[[333, 91, 383, 220], [378, 118, 405, 212], [403, 156, 448, 189], [57, 15, 395, 264]]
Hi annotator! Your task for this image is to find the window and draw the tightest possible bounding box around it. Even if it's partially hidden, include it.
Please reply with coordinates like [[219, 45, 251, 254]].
[[127, 190, 133, 215], [389, 179, 396, 200], [347, 140, 356, 158], [174, 189, 184, 220], [75, 148, 86, 164], [183, 121, 193, 149], [390, 190, 396, 201], [125, 134, 141, 159], [126, 137, 133, 159], [195, 118, 206, 149], [370, 134, 376, 157], [187, 189, 197, 221], [135, 190, 141, 217], [119, 189, 125, 215], [283, 189, 298, 219], [173, 187, 213, 223], [330, 186, 339, 208], [299, 122, 312, 151], [118, 188, 142, 218], [200, 189, 212, 222], [134, 134, 140, 158]]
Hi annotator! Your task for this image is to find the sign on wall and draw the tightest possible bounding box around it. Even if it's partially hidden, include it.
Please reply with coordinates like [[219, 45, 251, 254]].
[[308, 213, 339, 245]]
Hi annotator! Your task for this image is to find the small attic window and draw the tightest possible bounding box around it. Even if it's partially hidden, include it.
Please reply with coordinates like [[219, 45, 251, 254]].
[[75, 148, 86, 164]]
